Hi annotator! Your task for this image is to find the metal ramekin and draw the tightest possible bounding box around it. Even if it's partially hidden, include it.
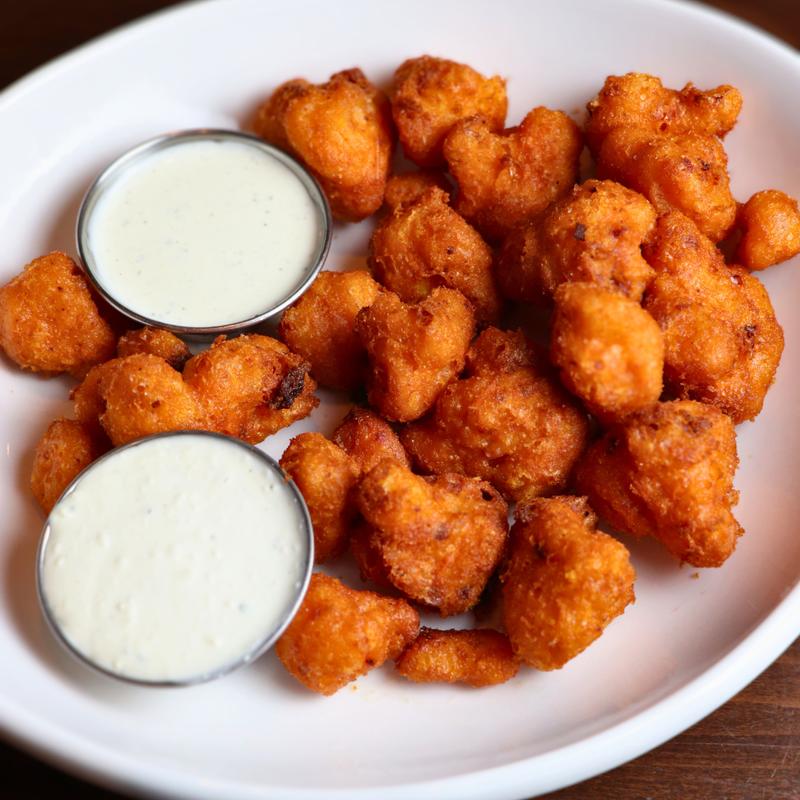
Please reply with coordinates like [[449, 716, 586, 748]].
[[35, 430, 315, 688], [75, 129, 332, 337]]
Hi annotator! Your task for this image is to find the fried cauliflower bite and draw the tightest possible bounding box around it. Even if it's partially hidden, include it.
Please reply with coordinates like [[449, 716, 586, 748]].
[[501, 496, 635, 670], [584, 73, 741, 242], [401, 328, 589, 502], [30, 419, 108, 513], [183, 334, 318, 443], [395, 628, 519, 687], [464, 325, 541, 373], [279, 433, 359, 563], [735, 190, 800, 271], [443, 108, 582, 241], [254, 68, 393, 221], [91, 354, 207, 447], [550, 283, 664, 422], [278, 270, 382, 392], [0, 252, 115, 377], [390, 55, 507, 168], [576, 400, 743, 567], [349, 520, 394, 590], [383, 170, 451, 210], [71, 358, 119, 437], [585, 73, 742, 155], [276, 573, 419, 696], [355, 287, 475, 422], [643, 211, 784, 422], [331, 407, 410, 473], [597, 127, 736, 242], [494, 180, 656, 305], [369, 187, 501, 323], [116, 327, 190, 370], [355, 461, 508, 616]]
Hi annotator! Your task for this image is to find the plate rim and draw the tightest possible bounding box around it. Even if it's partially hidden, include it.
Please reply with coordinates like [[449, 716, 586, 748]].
[[0, 0, 798, 798]]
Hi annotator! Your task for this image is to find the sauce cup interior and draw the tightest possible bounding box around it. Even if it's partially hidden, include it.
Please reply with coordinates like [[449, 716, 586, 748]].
[[75, 129, 332, 338], [35, 430, 315, 688]]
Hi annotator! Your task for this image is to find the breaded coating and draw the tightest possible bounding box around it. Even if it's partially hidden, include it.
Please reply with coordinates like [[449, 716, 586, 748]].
[[74, 335, 318, 446], [550, 283, 664, 422], [395, 628, 519, 687], [597, 126, 736, 242], [390, 55, 507, 168], [279, 433, 360, 563], [736, 190, 800, 271], [369, 187, 501, 323], [585, 73, 742, 154], [276, 573, 419, 695], [356, 287, 475, 422], [30, 419, 108, 513], [584, 73, 741, 242], [443, 108, 582, 241], [349, 521, 393, 589], [331, 407, 410, 474], [0, 252, 115, 377], [72, 359, 120, 435], [92, 354, 207, 447], [183, 334, 318, 443], [643, 211, 784, 422], [383, 170, 451, 210], [356, 461, 508, 616], [116, 327, 190, 370], [402, 328, 589, 502], [464, 325, 541, 374], [254, 68, 393, 221], [576, 400, 743, 567], [494, 180, 656, 305], [278, 270, 382, 392], [502, 496, 635, 670]]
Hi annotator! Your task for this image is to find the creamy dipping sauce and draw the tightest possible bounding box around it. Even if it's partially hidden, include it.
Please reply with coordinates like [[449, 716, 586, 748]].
[[39, 433, 311, 684], [84, 135, 326, 328]]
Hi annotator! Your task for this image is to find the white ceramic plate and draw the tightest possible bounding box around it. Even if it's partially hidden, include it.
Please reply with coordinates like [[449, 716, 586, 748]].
[[0, 1, 798, 798]]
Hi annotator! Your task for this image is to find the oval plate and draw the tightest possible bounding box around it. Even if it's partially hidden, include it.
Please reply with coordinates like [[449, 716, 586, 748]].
[[0, 1, 798, 798]]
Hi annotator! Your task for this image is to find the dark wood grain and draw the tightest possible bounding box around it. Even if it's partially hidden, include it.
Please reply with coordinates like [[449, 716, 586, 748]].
[[0, 2, 798, 799]]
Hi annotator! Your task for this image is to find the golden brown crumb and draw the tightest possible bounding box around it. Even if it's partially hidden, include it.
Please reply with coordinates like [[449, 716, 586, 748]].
[[183, 334, 318, 443], [356, 287, 475, 422], [278, 270, 382, 392], [369, 187, 501, 323], [331, 407, 410, 474], [355, 460, 508, 616], [494, 179, 656, 306], [735, 190, 800, 271], [395, 628, 519, 687], [390, 55, 507, 168], [586, 74, 742, 242], [276, 573, 419, 695], [550, 282, 663, 422], [502, 496, 635, 670], [0, 252, 115, 376], [255, 69, 394, 221], [444, 108, 582, 242], [383, 170, 452, 210], [402, 327, 589, 502], [279, 433, 360, 563], [643, 211, 784, 422], [30, 419, 108, 513], [117, 327, 190, 370], [576, 400, 743, 567]]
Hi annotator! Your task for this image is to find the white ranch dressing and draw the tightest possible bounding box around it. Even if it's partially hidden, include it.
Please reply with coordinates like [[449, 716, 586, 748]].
[[86, 138, 323, 327], [40, 434, 309, 684]]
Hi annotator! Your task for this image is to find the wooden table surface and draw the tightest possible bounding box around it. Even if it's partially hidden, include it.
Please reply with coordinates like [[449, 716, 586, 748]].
[[1, 2, 798, 798]]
